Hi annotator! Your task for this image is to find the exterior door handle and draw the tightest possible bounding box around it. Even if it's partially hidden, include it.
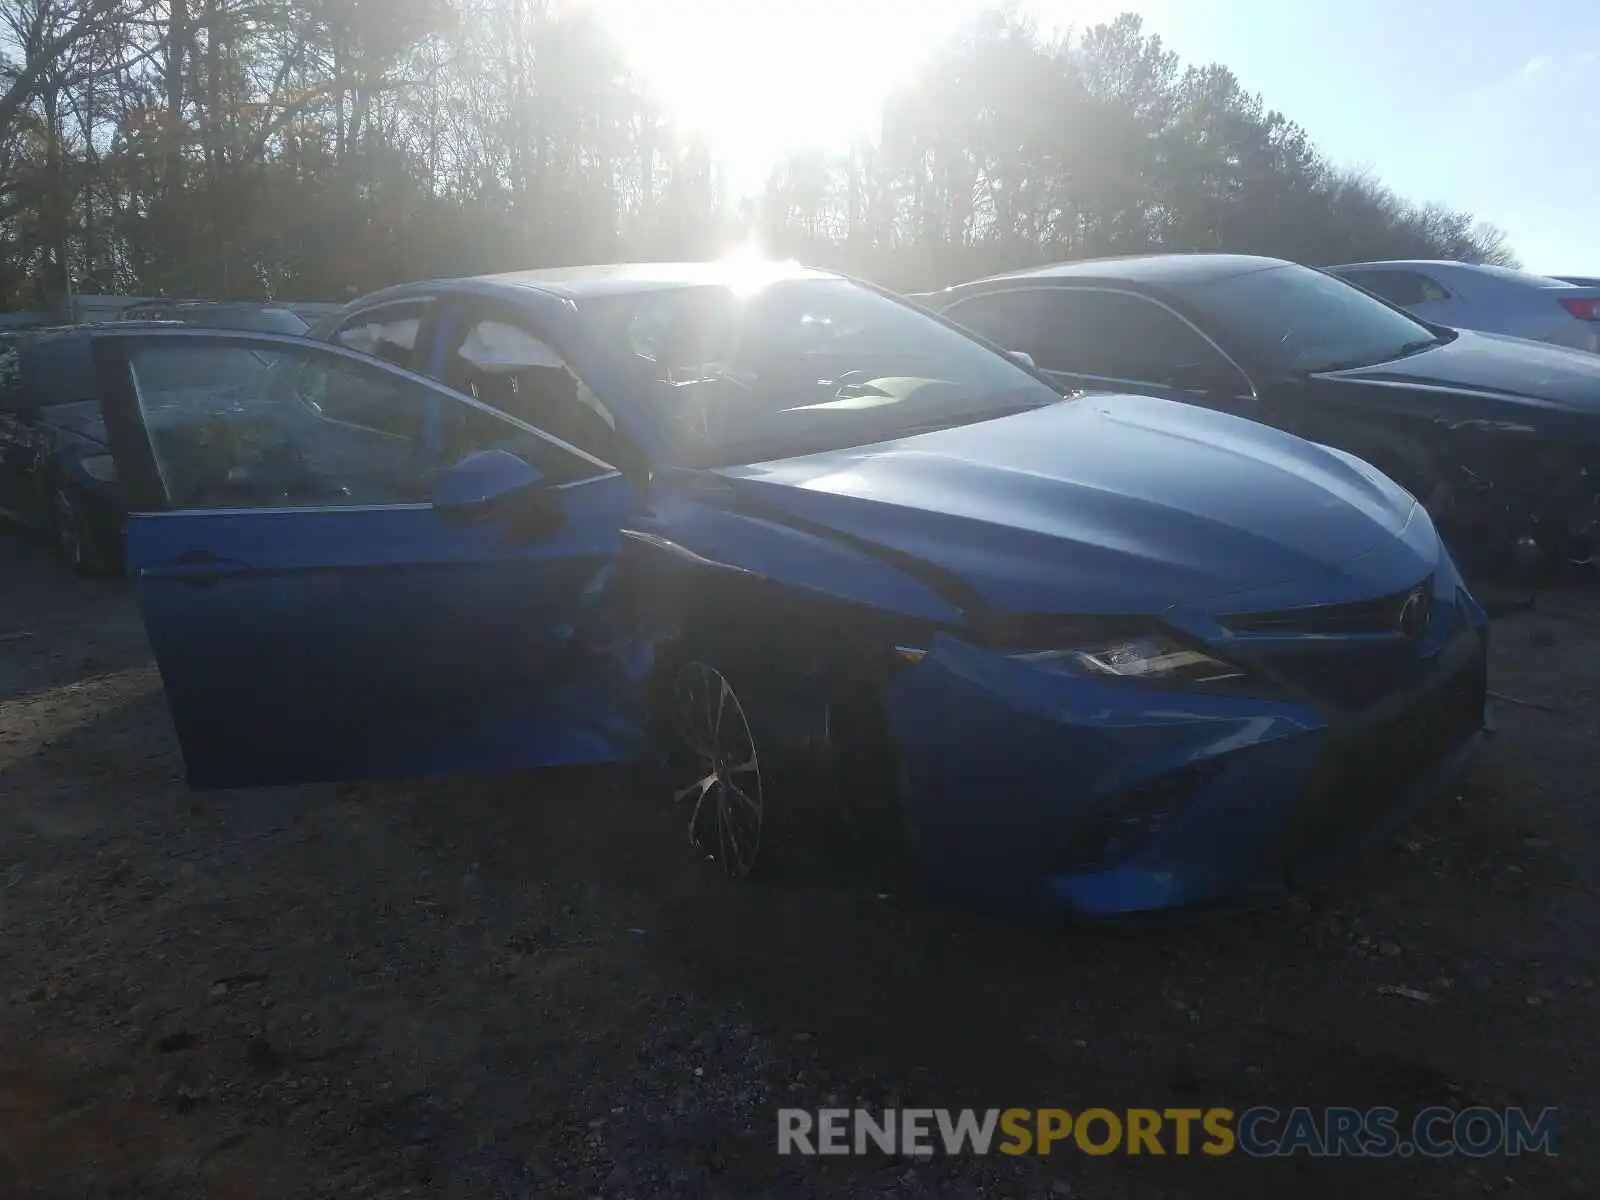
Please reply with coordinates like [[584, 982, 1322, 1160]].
[[160, 549, 253, 586]]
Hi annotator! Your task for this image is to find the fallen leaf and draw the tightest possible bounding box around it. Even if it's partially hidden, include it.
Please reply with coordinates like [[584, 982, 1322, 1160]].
[[1376, 984, 1433, 1003]]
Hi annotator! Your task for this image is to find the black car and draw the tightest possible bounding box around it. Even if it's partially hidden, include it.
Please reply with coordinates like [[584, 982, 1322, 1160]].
[[116, 299, 310, 335], [918, 254, 1600, 572], [0, 325, 146, 574], [0, 306, 310, 575]]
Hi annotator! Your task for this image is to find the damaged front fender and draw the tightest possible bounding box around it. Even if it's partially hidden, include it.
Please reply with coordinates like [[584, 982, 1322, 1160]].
[[1432, 420, 1600, 568]]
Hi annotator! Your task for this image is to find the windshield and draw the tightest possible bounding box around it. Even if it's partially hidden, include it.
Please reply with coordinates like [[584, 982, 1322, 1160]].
[[1185, 263, 1442, 374], [188, 308, 310, 335], [571, 278, 1064, 467]]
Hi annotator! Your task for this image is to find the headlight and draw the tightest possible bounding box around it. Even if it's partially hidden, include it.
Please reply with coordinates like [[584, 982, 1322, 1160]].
[[1013, 633, 1246, 685], [77, 454, 118, 483]]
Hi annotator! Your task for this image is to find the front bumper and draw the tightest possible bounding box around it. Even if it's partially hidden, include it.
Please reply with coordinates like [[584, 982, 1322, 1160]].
[[882, 590, 1490, 921]]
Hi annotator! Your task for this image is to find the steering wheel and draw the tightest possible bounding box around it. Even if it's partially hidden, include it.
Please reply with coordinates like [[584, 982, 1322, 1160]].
[[829, 370, 892, 399]]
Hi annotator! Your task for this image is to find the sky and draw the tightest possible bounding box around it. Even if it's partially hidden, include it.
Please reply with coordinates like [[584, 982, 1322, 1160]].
[[589, 0, 1600, 274]]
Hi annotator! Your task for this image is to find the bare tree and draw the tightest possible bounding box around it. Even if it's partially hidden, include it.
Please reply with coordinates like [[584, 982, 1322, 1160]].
[[0, 3, 1516, 308]]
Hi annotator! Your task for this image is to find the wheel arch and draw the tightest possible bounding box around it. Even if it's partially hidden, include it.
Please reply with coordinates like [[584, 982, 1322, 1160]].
[[629, 519, 952, 762]]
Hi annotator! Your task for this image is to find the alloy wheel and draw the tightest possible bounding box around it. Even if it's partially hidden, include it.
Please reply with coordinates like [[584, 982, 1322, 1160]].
[[669, 661, 764, 878]]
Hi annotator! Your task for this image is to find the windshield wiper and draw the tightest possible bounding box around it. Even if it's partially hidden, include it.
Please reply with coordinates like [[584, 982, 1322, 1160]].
[[1392, 337, 1443, 359], [1301, 337, 1443, 375]]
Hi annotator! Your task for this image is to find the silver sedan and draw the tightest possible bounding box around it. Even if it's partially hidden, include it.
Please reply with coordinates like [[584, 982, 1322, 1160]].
[[1327, 259, 1600, 354]]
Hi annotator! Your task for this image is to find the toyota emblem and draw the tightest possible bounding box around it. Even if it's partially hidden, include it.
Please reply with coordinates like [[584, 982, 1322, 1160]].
[[1397, 587, 1431, 639]]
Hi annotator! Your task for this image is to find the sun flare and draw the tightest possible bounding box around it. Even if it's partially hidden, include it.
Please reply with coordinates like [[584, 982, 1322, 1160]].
[[588, 0, 981, 190], [716, 234, 792, 292]]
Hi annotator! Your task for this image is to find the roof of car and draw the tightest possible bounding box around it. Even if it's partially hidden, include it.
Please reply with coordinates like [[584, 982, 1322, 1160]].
[[1328, 259, 1470, 271], [122, 299, 296, 310], [12, 320, 182, 341], [440, 260, 840, 299], [950, 253, 1293, 291]]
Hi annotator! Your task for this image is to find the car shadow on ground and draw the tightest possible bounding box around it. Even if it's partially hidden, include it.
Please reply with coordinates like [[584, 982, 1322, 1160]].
[[386, 731, 1588, 1195]]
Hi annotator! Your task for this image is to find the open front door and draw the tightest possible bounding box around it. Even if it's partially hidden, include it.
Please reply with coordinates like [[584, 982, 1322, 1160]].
[[92, 328, 645, 789]]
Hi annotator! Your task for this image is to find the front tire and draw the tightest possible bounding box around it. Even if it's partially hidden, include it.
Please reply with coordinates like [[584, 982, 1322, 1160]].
[[824, 686, 919, 882], [53, 484, 87, 573], [647, 642, 917, 887], [50, 483, 117, 577]]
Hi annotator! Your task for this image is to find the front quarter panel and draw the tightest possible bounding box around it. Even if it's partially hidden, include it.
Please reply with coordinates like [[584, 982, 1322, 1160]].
[[1295, 377, 1454, 496], [622, 474, 970, 752], [637, 474, 967, 628], [1305, 372, 1600, 564]]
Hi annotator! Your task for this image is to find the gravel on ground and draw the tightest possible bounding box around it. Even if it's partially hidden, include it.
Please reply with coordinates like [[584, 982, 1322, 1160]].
[[1, 534, 1594, 1198]]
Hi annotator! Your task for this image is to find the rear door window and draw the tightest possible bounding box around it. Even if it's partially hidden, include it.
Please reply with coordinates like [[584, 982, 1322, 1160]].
[[440, 309, 621, 472], [1338, 269, 1450, 307], [20, 334, 100, 407], [939, 290, 1049, 356], [330, 300, 434, 372]]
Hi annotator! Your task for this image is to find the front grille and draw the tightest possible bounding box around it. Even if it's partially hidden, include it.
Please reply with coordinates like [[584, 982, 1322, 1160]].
[[1261, 644, 1430, 711], [1221, 576, 1439, 710], [1220, 579, 1430, 636], [1279, 649, 1486, 863]]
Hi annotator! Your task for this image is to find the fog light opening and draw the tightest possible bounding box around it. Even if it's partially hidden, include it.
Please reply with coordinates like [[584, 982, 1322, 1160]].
[[1051, 766, 1212, 872]]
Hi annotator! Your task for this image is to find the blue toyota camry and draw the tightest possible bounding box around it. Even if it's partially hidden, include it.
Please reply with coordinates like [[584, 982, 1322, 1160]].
[[87, 260, 1488, 919]]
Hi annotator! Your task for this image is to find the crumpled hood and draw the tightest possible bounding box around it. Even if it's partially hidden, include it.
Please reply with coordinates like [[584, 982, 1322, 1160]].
[[1319, 328, 1600, 414], [715, 393, 1436, 614]]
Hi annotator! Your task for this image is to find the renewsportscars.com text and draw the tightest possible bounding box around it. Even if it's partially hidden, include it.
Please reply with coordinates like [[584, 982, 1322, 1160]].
[[777, 1106, 1560, 1158]]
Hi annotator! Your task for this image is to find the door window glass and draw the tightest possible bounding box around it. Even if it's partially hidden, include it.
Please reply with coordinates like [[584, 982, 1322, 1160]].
[[289, 351, 428, 440], [130, 342, 448, 509]]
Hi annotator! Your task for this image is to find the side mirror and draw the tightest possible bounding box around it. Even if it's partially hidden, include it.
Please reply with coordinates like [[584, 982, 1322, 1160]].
[[1006, 350, 1037, 370], [432, 449, 550, 523]]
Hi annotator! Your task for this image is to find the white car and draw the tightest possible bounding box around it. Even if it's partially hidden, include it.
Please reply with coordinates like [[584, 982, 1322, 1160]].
[[1327, 260, 1600, 355]]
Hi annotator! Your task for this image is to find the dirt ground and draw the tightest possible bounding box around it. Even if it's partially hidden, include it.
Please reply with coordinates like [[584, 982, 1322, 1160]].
[[1, 531, 1596, 1200]]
